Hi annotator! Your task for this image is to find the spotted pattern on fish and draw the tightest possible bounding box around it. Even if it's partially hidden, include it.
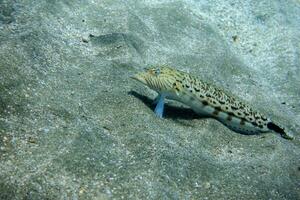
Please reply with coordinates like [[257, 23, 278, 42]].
[[132, 66, 293, 139]]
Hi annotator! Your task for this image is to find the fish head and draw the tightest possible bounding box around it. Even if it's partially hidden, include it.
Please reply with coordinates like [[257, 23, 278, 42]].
[[131, 66, 183, 94]]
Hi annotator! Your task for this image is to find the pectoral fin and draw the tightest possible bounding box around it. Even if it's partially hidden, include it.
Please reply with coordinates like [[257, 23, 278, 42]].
[[154, 94, 165, 118]]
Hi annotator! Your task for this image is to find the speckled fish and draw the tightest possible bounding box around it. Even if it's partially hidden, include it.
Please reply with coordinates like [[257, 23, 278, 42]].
[[131, 66, 293, 140]]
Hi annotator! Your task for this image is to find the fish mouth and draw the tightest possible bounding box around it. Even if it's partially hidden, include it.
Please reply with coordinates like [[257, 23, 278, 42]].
[[130, 72, 147, 85]]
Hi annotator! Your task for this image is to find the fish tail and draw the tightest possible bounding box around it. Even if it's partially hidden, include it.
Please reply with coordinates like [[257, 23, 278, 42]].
[[267, 122, 294, 140]]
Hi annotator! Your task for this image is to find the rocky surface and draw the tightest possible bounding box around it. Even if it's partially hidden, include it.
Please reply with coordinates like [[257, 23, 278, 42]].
[[0, 0, 299, 199]]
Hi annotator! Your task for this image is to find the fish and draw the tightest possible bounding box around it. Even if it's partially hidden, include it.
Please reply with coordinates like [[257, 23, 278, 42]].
[[132, 66, 293, 140]]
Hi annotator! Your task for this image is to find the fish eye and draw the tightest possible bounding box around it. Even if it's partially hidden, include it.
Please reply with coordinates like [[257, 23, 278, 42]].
[[146, 67, 161, 76], [154, 68, 160, 75]]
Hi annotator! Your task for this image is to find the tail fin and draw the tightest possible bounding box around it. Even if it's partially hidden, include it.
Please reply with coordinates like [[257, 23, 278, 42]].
[[267, 122, 294, 140]]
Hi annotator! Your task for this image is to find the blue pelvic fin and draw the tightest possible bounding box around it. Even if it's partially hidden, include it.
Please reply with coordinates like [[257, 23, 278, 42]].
[[154, 94, 165, 118], [153, 95, 160, 105]]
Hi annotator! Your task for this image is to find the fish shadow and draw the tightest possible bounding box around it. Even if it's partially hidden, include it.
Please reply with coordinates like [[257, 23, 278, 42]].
[[129, 91, 267, 136], [128, 91, 206, 120]]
